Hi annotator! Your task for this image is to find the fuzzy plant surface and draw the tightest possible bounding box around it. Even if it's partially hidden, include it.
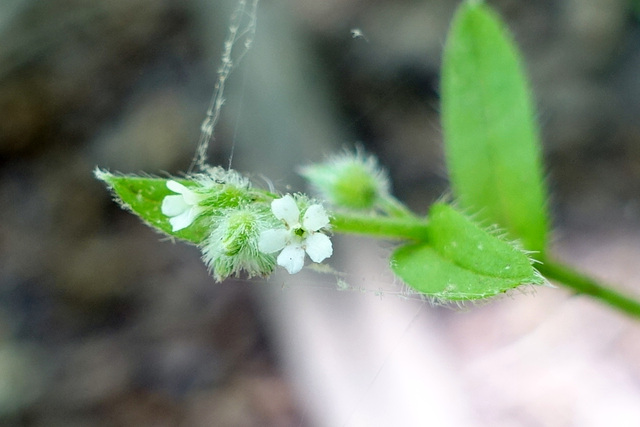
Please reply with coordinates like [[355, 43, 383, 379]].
[[96, 0, 640, 318]]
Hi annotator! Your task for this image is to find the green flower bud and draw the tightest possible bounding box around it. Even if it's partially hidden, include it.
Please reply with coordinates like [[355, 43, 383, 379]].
[[201, 205, 279, 281], [300, 148, 390, 211]]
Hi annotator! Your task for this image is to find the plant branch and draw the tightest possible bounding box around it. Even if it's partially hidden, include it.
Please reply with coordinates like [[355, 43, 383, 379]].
[[331, 212, 430, 241], [537, 259, 640, 320], [377, 195, 416, 218], [332, 202, 640, 321]]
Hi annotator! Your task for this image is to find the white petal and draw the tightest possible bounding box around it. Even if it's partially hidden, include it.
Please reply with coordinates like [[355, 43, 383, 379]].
[[186, 206, 201, 223], [304, 233, 333, 263], [258, 228, 289, 253], [167, 180, 189, 194], [161, 195, 189, 216], [167, 180, 200, 204], [168, 209, 196, 231], [182, 189, 201, 205], [302, 204, 330, 231], [277, 244, 306, 274], [271, 195, 300, 226]]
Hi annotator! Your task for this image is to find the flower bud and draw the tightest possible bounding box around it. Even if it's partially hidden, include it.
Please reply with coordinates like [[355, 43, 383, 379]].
[[201, 206, 279, 281], [300, 149, 391, 211]]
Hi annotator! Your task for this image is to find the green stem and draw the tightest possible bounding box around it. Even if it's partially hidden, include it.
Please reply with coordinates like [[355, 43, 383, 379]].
[[377, 195, 416, 218], [331, 212, 430, 241], [330, 207, 640, 321], [538, 259, 640, 320]]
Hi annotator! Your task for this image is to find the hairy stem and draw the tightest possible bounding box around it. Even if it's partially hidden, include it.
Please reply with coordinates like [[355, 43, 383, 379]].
[[331, 212, 430, 241], [377, 196, 416, 218], [537, 259, 640, 320], [330, 198, 640, 320], [332, 210, 640, 320]]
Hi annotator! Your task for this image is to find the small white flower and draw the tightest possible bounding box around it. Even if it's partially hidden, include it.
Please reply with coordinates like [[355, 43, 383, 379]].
[[161, 180, 205, 231], [258, 195, 333, 274]]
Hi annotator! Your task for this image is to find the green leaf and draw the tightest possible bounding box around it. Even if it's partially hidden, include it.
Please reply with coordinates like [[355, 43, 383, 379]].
[[95, 169, 208, 244], [441, 1, 549, 254], [391, 203, 543, 300]]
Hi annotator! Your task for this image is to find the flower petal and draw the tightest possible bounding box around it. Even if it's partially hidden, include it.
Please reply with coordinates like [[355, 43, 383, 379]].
[[304, 233, 333, 263], [302, 204, 330, 231], [271, 195, 300, 226], [182, 189, 201, 205], [258, 228, 289, 253], [167, 180, 189, 194], [169, 209, 196, 231], [277, 244, 306, 274], [167, 180, 200, 204], [161, 195, 189, 216]]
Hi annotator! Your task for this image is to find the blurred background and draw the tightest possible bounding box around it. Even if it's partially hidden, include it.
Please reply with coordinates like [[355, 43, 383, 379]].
[[2, 0, 640, 425]]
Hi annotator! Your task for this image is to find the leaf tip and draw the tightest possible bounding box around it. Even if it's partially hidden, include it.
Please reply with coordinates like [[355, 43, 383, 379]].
[[94, 167, 113, 185]]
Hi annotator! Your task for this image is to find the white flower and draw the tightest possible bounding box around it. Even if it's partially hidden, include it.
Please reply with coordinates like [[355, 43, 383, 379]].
[[258, 195, 332, 274], [161, 180, 205, 232]]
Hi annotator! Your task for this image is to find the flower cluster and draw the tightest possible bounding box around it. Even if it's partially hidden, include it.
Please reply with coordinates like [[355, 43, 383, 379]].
[[160, 168, 333, 280], [161, 166, 253, 233]]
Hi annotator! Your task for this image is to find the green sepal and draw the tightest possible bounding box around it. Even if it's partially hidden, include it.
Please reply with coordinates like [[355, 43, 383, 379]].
[[95, 169, 208, 244], [391, 203, 543, 301], [441, 1, 549, 254]]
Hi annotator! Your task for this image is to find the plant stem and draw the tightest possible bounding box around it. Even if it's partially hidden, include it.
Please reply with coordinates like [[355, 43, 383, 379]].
[[537, 259, 640, 320], [331, 209, 640, 321], [377, 195, 416, 218], [331, 212, 430, 241]]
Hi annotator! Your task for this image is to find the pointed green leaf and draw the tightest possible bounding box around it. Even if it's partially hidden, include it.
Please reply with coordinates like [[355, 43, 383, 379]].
[[441, 1, 549, 254], [391, 203, 543, 300], [95, 169, 208, 244]]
